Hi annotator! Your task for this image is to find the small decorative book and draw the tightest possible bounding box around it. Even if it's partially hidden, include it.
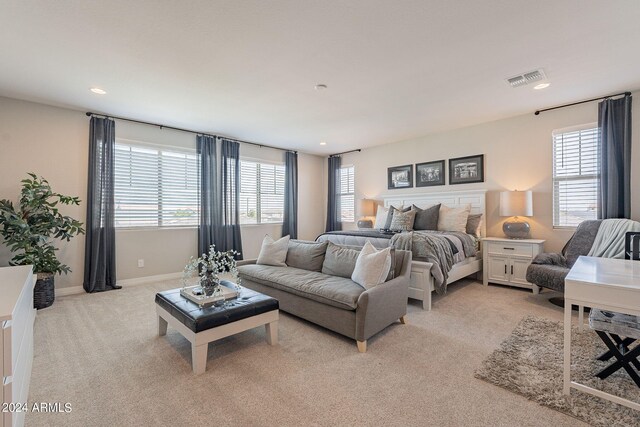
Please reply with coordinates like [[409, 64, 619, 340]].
[[180, 281, 238, 307]]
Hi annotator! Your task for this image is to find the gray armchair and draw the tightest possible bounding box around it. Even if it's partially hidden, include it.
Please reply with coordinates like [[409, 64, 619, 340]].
[[526, 220, 602, 305]]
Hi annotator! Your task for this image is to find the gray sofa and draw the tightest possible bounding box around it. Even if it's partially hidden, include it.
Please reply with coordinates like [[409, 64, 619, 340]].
[[526, 220, 602, 295], [237, 241, 412, 352]]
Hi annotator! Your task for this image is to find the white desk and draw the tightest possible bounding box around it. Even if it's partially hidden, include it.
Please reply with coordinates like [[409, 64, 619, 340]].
[[564, 256, 640, 411]]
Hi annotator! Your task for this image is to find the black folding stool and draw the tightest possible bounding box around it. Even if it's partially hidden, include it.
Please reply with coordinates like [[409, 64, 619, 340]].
[[589, 308, 640, 388]]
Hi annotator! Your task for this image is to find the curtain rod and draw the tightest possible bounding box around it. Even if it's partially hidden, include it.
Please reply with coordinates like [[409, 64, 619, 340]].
[[534, 91, 631, 116], [85, 112, 296, 153], [329, 149, 361, 157]]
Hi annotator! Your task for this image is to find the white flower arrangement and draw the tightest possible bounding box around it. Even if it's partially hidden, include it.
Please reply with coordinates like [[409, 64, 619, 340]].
[[182, 245, 242, 288]]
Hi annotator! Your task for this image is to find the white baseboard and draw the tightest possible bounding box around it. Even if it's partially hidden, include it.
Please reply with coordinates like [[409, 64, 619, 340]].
[[116, 272, 182, 286], [56, 286, 84, 297], [55, 272, 183, 297]]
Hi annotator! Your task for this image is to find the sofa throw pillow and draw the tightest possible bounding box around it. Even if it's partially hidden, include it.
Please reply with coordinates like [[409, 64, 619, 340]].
[[351, 241, 392, 289], [322, 241, 396, 281], [389, 209, 416, 232], [412, 204, 440, 230], [321, 241, 361, 278], [466, 213, 483, 237], [373, 206, 390, 229], [286, 240, 328, 272], [384, 205, 410, 230], [437, 204, 471, 233], [256, 235, 290, 266]]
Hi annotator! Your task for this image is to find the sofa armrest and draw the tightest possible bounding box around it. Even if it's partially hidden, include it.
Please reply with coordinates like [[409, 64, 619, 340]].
[[237, 259, 257, 267], [355, 274, 410, 342]]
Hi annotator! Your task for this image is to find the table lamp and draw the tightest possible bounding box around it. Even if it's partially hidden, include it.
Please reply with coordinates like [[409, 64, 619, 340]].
[[500, 190, 533, 239], [357, 199, 375, 229]]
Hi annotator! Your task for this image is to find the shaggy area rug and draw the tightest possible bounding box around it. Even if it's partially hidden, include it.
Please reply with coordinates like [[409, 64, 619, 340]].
[[475, 315, 640, 427]]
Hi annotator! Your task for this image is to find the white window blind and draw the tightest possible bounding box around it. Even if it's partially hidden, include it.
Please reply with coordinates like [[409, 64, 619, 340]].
[[552, 125, 599, 228], [239, 160, 285, 224], [114, 141, 199, 228], [338, 165, 355, 223]]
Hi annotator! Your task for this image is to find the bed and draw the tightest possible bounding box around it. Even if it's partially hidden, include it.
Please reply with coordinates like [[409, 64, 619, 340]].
[[317, 189, 486, 310]]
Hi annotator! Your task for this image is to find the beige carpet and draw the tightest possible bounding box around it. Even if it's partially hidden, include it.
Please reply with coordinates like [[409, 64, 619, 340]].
[[476, 316, 640, 426], [26, 280, 590, 427]]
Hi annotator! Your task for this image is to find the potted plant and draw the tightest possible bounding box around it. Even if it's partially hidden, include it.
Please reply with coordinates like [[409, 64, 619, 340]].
[[0, 173, 84, 309]]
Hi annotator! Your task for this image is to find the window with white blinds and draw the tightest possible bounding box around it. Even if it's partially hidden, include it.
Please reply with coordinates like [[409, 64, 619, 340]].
[[239, 160, 285, 224], [338, 165, 355, 223], [552, 125, 599, 228], [114, 141, 199, 228]]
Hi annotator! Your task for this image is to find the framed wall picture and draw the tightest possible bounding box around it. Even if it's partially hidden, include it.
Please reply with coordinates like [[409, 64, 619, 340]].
[[416, 160, 445, 187], [449, 154, 484, 185], [387, 164, 413, 190]]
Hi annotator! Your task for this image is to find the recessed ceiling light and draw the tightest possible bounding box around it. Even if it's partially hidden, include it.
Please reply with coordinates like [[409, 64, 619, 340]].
[[315, 84, 327, 91], [320, 141, 327, 146], [90, 87, 107, 95], [534, 83, 550, 90]]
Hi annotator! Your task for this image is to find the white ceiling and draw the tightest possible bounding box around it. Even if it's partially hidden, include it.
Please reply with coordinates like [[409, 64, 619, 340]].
[[1, 0, 639, 155]]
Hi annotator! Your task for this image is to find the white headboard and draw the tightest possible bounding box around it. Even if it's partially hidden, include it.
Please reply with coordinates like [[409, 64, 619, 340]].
[[382, 189, 487, 237]]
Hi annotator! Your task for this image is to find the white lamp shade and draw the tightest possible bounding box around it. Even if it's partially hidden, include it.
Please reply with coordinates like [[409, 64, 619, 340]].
[[500, 191, 533, 217], [357, 199, 375, 217]]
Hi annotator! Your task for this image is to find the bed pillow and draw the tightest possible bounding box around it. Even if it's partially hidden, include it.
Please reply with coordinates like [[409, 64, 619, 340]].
[[351, 241, 392, 289], [466, 213, 483, 237], [412, 204, 440, 230], [286, 240, 328, 272], [373, 206, 390, 229], [385, 205, 410, 229], [256, 235, 290, 266], [437, 204, 471, 233], [321, 242, 361, 278], [389, 209, 417, 232]]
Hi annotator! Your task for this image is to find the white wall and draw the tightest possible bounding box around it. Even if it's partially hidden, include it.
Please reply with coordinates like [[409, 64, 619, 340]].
[[0, 96, 324, 288], [331, 90, 640, 253]]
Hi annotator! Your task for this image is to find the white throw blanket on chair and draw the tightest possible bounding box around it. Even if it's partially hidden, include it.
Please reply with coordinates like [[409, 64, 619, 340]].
[[587, 219, 640, 259]]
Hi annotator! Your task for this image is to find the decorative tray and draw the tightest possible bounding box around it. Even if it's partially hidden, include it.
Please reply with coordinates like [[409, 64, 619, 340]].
[[180, 281, 238, 307]]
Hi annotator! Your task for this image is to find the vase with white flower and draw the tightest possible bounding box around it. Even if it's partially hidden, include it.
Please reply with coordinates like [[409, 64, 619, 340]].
[[182, 245, 242, 299]]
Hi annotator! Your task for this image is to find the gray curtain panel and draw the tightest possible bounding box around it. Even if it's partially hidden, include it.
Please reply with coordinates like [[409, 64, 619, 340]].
[[196, 135, 219, 256], [598, 94, 632, 219], [282, 151, 298, 239], [325, 155, 342, 232], [83, 117, 119, 293], [219, 139, 243, 259]]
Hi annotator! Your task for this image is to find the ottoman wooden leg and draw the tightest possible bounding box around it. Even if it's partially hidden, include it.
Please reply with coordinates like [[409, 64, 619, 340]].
[[192, 343, 208, 375], [158, 315, 168, 336], [357, 340, 367, 353], [265, 320, 278, 345]]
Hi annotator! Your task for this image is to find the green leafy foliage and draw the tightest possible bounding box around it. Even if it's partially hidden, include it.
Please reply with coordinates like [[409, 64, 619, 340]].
[[0, 173, 85, 275]]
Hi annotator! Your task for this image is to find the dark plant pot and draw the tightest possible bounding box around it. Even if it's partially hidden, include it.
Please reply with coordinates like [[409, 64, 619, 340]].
[[34, 273, 55, 309]]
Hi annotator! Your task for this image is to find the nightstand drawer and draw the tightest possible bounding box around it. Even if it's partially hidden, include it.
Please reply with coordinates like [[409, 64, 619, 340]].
[[487, 242, 533, 258]]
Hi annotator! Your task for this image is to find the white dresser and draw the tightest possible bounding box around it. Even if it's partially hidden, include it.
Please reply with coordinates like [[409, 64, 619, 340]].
[[482, 237, 545, 293], [1, 266, 36, 427]]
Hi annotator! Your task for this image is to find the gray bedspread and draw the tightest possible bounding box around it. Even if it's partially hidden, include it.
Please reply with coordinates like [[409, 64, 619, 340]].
[[391, 231, 477, 294]]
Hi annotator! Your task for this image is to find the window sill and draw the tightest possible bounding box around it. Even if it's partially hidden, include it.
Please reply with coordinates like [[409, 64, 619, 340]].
[[116, 226, 198, 232]]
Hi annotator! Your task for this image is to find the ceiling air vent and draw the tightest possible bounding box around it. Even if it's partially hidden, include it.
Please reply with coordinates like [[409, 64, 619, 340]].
[[506, 69, 547, 87]]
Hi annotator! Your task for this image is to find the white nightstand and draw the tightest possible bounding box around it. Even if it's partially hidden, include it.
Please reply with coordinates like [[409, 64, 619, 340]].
[[482, 237, 545, 294]]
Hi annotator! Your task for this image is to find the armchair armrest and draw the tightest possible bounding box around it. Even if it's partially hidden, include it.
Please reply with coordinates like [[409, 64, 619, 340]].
[[531, 253, 567, 267]]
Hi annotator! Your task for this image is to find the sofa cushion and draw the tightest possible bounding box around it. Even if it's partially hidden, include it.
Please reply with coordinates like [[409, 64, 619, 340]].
[[238, 264, 364, 310], [321, 241, 396, 281], [286, 240, 328, 272], [321, 242, 360, 279], [257, 235, 290, 266]]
